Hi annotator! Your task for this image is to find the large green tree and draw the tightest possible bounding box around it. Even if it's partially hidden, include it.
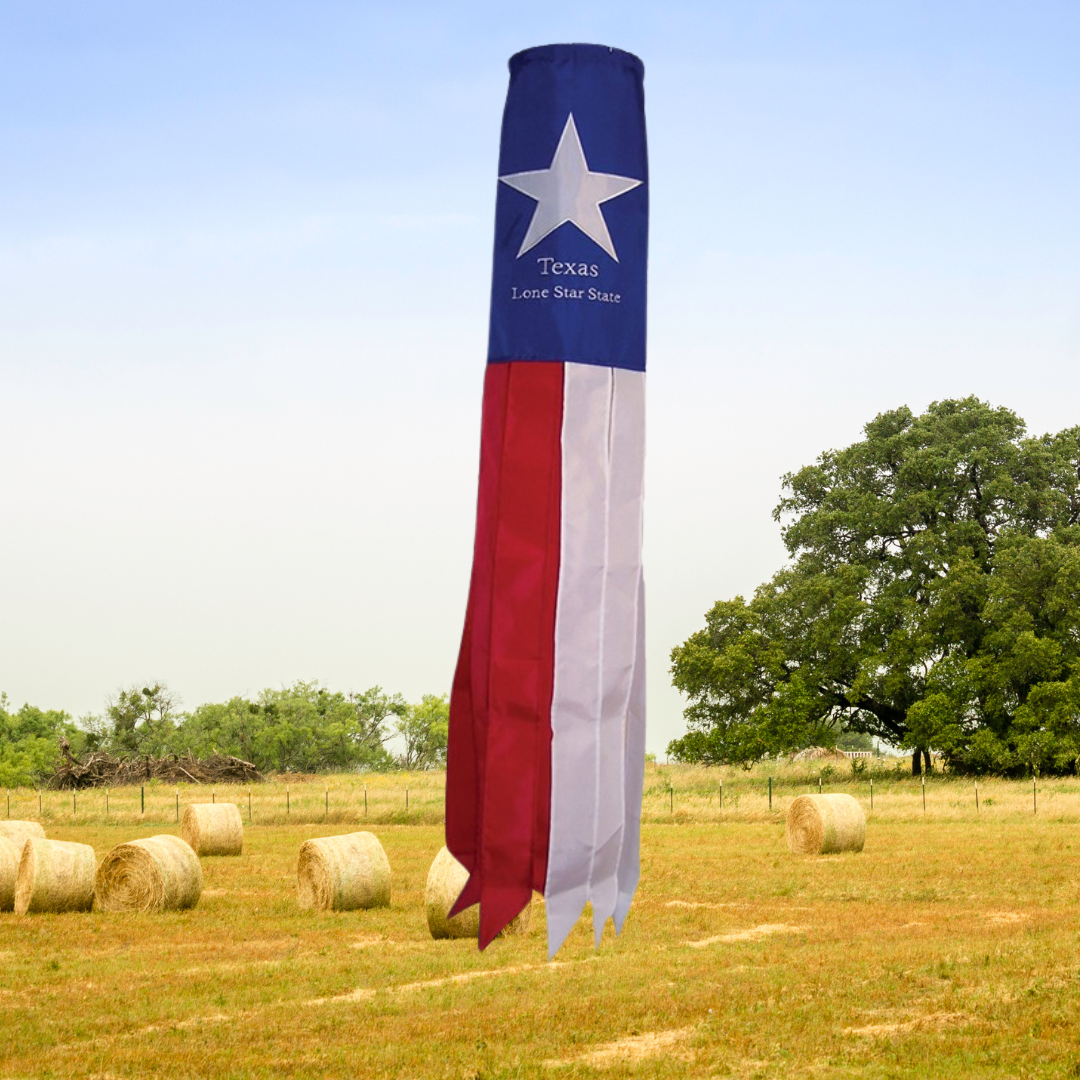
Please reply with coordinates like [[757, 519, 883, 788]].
[[669, 398, 1080, 776]]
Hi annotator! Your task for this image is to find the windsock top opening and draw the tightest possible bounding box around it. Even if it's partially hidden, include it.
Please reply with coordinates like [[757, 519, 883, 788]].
[[508, 44, 644, 79]]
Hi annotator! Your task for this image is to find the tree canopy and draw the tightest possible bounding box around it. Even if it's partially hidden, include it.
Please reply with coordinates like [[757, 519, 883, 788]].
[[668, 397, 1080, 776], [0, 680, 450, 782], [0, 695, 80, 787], [392, 694, 449, 770]]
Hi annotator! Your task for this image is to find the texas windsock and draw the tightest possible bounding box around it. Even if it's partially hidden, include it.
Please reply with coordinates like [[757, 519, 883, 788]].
[[446, 44, 647, 957]]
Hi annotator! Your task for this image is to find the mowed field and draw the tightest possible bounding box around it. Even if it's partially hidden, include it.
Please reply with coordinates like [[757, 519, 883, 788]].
[[2, 764, 1079, 1079]]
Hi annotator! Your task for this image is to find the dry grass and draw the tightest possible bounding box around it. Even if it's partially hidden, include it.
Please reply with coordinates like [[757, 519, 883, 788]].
[[544, 1025, 696, 1068], [844, 1011, 976, 1037], [685, 923, 804, 947], [1, 766, 1080, 1077]]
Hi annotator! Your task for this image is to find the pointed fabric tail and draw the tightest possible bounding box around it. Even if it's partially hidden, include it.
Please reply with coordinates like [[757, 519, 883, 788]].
[[446, 360, 564, 945], [545, 364, 646, 958]]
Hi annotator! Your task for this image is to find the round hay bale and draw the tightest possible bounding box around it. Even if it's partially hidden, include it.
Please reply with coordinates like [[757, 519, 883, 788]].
[[181, 802, 243, 856], [14, 838, 96, 914], [425, 846, 530, 940], [297, 832, 391, 911], [786, 793, 866, 855], [0, 836, 20, 911], [95, 835, 202, 912], [0, 820, 45, 849]]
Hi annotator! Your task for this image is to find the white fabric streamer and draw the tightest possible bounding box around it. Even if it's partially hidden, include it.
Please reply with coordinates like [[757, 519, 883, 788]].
[[545, 363, 646, 957]]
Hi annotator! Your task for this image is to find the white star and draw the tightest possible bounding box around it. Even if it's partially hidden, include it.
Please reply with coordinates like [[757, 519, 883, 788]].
[[499, 114, 642, 261]]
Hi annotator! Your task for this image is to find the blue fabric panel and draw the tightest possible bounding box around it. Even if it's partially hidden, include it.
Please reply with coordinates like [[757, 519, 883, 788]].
[[488, 44, 648, 372]]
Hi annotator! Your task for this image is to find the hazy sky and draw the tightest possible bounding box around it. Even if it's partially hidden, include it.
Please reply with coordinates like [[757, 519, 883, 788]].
[[2, 2, 1078, 753]]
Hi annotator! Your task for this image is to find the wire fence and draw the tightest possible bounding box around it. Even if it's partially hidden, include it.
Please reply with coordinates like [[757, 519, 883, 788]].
[[2, 772, 445, 828], [641, 764, 1075, 824], [2, 765, 1073, 828]]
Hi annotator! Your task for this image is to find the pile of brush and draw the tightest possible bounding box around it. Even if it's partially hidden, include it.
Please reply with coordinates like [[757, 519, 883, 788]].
[[49, 740, 262, 789]]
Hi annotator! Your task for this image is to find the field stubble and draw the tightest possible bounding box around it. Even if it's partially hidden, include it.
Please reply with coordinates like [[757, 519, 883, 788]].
[[0, 764, 1078, 1078]]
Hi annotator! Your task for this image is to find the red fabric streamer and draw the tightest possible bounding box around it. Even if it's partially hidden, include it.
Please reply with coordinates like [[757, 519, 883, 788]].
[[446, 360, 564, 947]]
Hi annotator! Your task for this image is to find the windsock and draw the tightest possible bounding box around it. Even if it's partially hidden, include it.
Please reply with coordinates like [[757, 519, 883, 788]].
[[446, 43, 648, 958]]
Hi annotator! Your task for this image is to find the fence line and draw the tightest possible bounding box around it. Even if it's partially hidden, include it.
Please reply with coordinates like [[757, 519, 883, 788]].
[[0, 771, 1069, 827], [651, 769, 1064, 824], [1, 777, 446, 828]]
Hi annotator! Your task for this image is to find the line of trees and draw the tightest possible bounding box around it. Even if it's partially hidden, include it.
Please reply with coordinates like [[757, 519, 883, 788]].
[[669, 398, 1080, 777], [0, 682, 449, 788]]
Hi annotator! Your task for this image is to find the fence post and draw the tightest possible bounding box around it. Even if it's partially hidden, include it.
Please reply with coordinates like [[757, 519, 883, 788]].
[[212, 789, 215, 804], [106, 788, 109, 820], [1033, 778, 1037, 815], [175, 788, 179, 823], [768, 776, 772, 810], [5, 790, 8, 818], [73, 790, 76, 817], [287, 785, 290, 815], [669, 784, 673, 813], [38, 789, 41, 815], [248, 789, 252, 822], [719, 779, 722, 810], [870, 777, 873, 810], [141, 786, 145, 815], [922, 774, 925, 812], [818, 776, 822, 794]]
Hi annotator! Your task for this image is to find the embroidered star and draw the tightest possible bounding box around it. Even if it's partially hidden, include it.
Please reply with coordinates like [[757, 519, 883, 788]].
[[499, 113, 642, 261]]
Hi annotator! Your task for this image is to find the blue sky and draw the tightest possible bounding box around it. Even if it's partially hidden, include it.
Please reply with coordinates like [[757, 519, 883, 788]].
[[2, 2, 1079, 752]]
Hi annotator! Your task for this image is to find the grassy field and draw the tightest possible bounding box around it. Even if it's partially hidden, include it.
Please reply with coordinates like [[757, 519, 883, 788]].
[[2, 764, 1079, 1078]]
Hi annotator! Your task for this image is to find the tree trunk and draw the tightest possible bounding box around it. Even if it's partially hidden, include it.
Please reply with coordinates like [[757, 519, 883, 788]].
[[911, 749, 922, 776], [923, 749, 933, 775]]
